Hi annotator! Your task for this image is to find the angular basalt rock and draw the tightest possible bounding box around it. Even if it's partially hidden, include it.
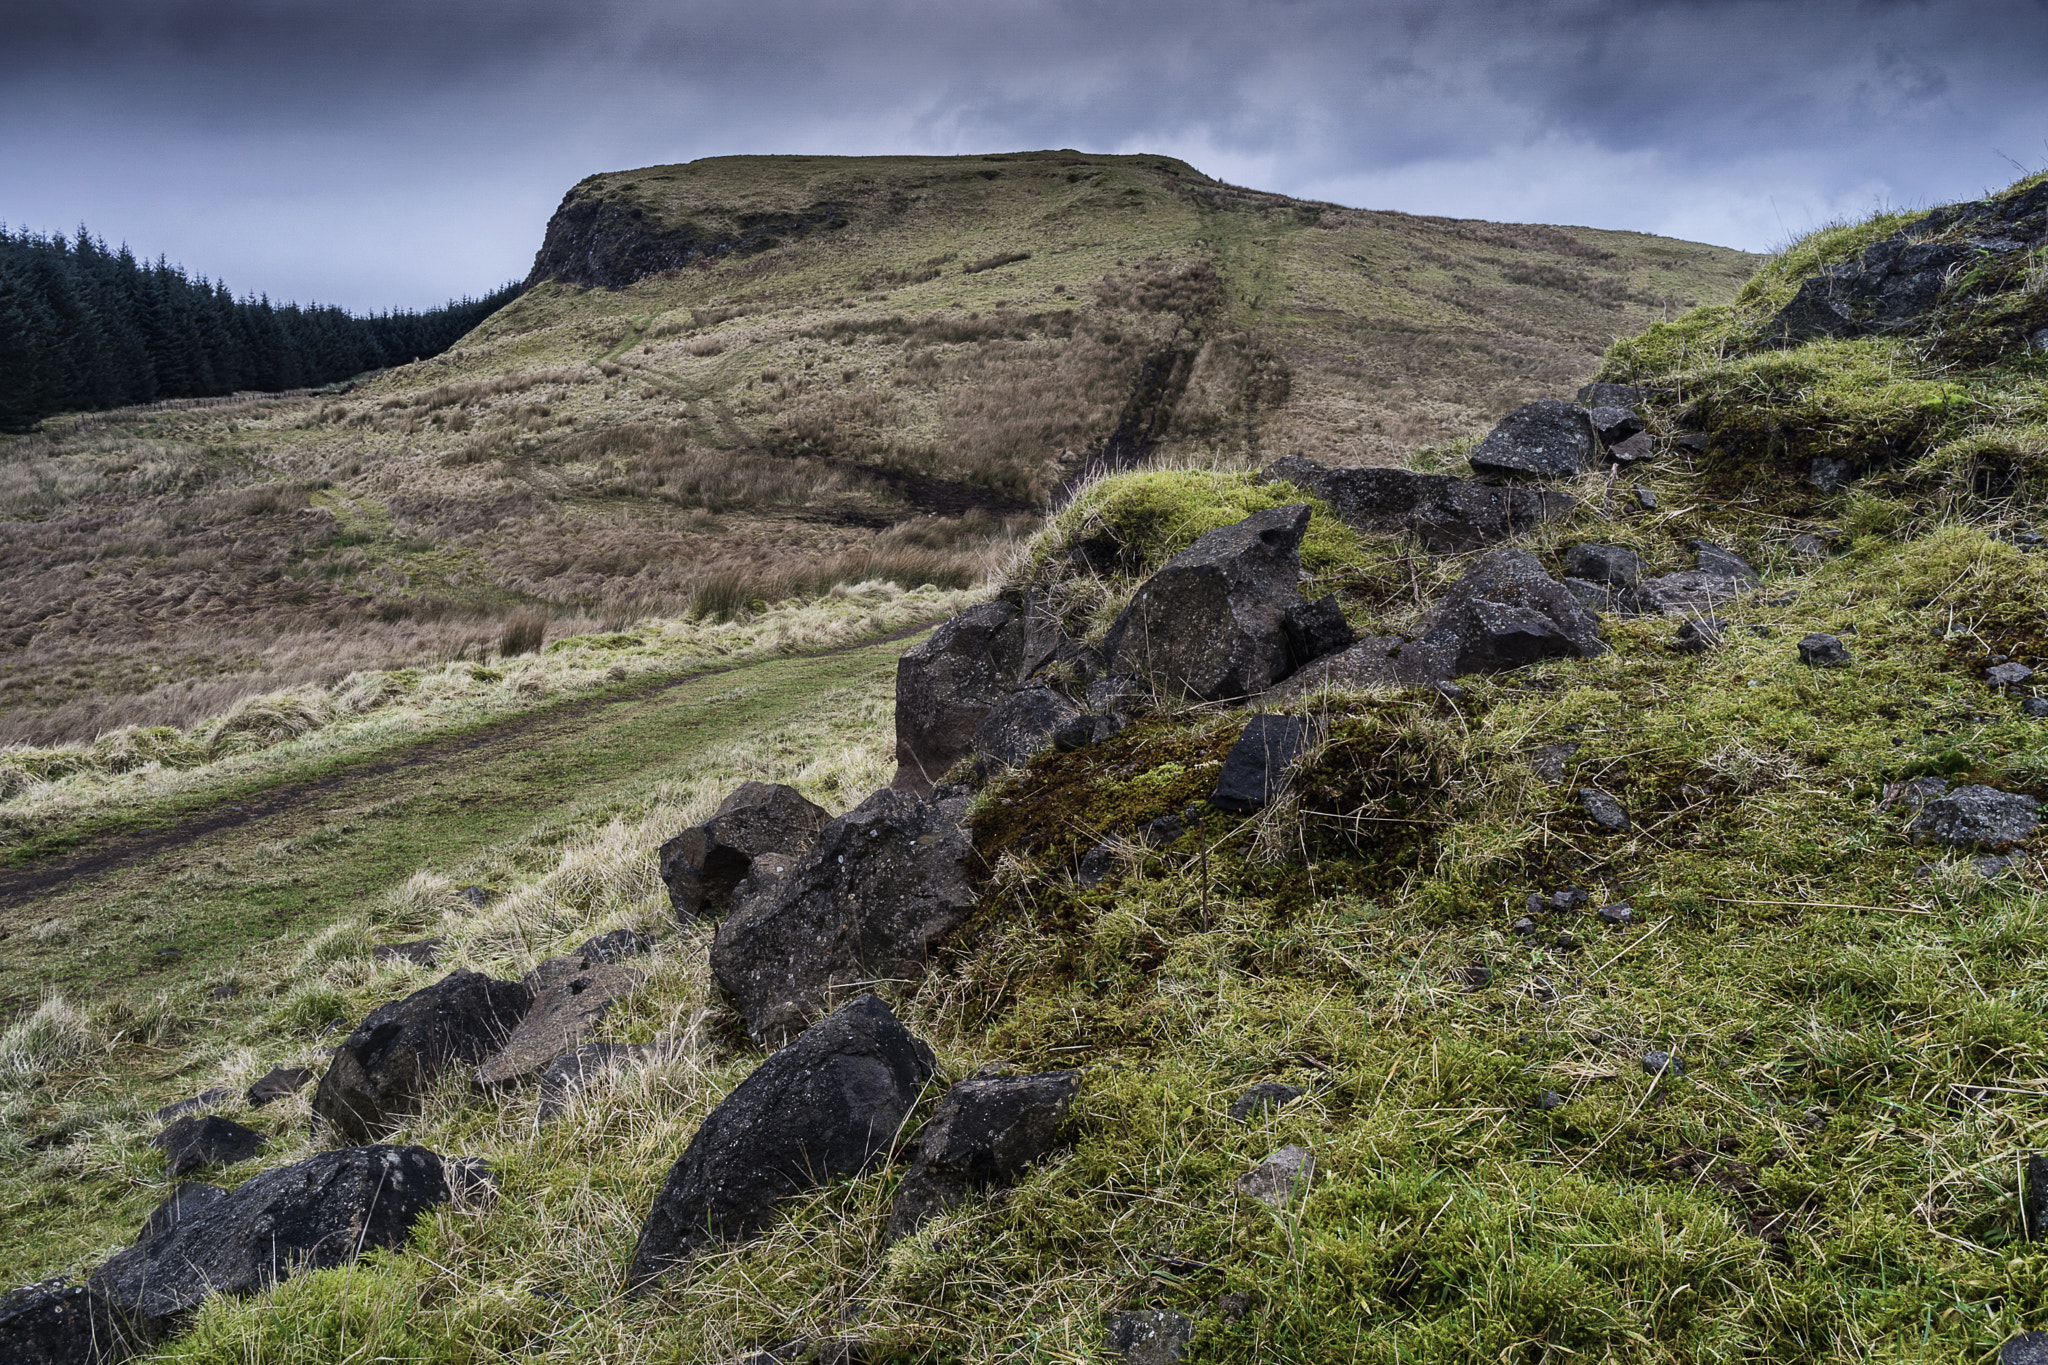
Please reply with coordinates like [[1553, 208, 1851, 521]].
[[312, 969, 531, 1142], [474, 958, 644, 1091], [1909, 785, 2040, 849], [0, 1279, 151, 1365], [1418, 549, 1606, 673], [1467, 401, 1599, 481], [153, 1088, 232, 1123], [659, 781, 829, 919], [137, 1184, 227, 1242], [1210, 715, 1316, 814], [572, 928, 653, 964], [1103, 505, 1315, 703], [1259, 456, 1573, 553], [1228, 1080, 1305, 1124], [1797, 632, 1853, 667], [1272, 549, 1603, 696], [1576, 382, 1646, 409], [1282, 595, 1355, 667], [149, 1115, 265, 1179], [1562, 544, 1643, 588], [535, 1040, 664, 1122], [628, 994, 935, 1286], [245, 1066, 313, 1108], [711, 788, 974, 1044], [973, 685, 1082, 775], [90, 1145, 487, 1331], [891, 602, 1027, 793], [885, 1069, 1082, 1242], [1587, 404, 1644, 446], [1236, 1145, 1316, 1208], [1769, 237, 1975, 343]]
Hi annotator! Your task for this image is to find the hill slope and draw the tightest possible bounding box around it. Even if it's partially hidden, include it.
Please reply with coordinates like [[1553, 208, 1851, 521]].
[[0, 152, 1755, 748], [11, 171, 2048, 1362]]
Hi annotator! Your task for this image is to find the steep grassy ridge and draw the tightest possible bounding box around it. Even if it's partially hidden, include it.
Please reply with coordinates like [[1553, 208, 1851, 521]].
[[0, 152, 1755, 750]]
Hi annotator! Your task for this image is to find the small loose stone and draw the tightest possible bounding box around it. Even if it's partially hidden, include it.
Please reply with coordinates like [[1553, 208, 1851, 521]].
[[1641, 1051, 1684, 1078], [1798, 633, 1852, 667], [1596, 902, 1634, 928]]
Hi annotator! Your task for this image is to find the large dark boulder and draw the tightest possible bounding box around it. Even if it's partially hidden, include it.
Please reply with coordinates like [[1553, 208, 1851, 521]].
[[973, 685, 1083, 775], [1102, 505, 1316, 703], [885, 1070, 1081, 1242], [311, 969, 531, 1142], [137, 1184, 227, 1241], [712, 788, 974, 1044], [1467, 401, 1599, 481], [1259, 456, 1572, 553], [0, 1279, 150, 1365], [891, 602, 1027, 793], [90, 1146, 486, 1331], [659, 782, 829, 919], [628, 994, 935, 1287]]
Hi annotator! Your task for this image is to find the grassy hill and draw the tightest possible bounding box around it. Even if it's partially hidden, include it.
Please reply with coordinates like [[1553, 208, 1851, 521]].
[[60, 155, 2048, 1364], [0, 151, 1755, 750]]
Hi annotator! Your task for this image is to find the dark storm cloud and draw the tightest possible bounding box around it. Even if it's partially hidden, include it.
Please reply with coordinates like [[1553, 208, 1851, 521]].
[[4, 0, 2044, 309]]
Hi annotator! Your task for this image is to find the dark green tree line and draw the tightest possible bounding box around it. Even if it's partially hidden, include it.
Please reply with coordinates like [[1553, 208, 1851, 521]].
[[0, 225, 522, 431]]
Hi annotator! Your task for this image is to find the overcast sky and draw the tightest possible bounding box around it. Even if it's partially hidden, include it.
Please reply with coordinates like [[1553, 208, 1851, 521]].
[[5, 0, 2045, 313]]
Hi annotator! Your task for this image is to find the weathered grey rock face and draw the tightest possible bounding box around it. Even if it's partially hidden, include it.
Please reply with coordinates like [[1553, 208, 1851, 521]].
[[891, 602, 1027, 793], [1467, 401, 1599, 481], [659, 782, 829, 919], [474, 958, 645, 1090], [1769, 237, 1974, 343], [0, 1278, 151, 1365], [974, 685, 1083, 775], [90, 1146, 484, 1328], [1259, 456, 1573, 553], [629, 995, 935, 1287], [1272, 550, 1601, 698], [885, 1070, 1081, 1242], [1106, 1309, 1195, 1365], [1210, 715, 1316, 814], [711, 788, 974, 1044], [1910, 785, 2040, 848], [1236, 1145, 1316, 1207], [312, 969, 531, 1142], [1563, 544, 1643, 587], [1630, 544, 1761, 616], [149, 1115, 265, 1179], [1103, 505, 1314, 702], [1418, 549, 1606, 674]]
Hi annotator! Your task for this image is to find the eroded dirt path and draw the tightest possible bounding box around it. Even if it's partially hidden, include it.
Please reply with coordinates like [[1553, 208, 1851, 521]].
[[0, 623, 929, 1009]]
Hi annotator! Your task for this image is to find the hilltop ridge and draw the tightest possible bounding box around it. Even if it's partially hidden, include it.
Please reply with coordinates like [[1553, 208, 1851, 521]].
[[0, 152, 1756, 751]]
